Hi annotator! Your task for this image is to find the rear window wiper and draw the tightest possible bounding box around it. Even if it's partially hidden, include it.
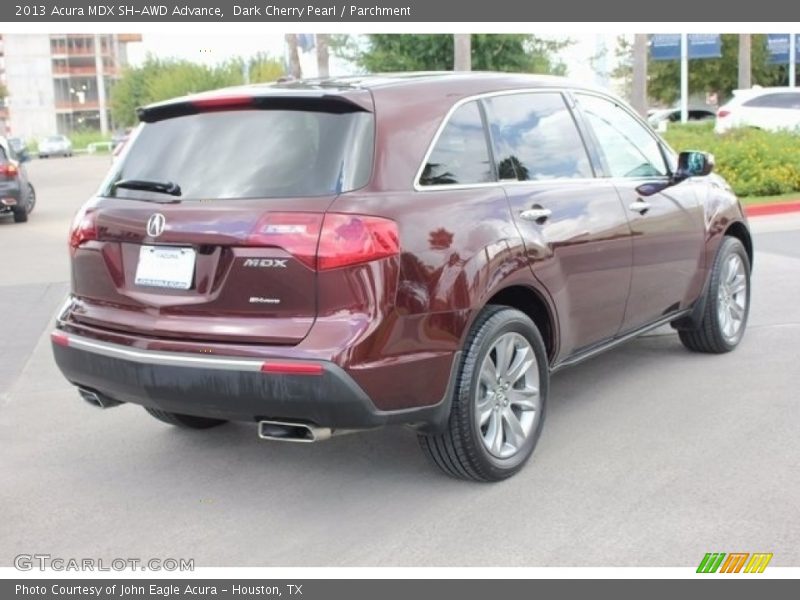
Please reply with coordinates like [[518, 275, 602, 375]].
[[113, 179, 182, 197]]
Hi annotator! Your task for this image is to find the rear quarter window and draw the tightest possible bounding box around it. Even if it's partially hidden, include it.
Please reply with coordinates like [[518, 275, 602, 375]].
[[418, 101, 494, 187]]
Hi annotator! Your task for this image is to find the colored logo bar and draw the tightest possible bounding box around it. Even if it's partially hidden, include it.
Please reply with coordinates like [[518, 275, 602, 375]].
[[697, 553, 773, 573]]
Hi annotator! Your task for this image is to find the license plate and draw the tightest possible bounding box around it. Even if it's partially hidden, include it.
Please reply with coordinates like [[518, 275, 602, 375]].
[[134, 246, 196, 290]]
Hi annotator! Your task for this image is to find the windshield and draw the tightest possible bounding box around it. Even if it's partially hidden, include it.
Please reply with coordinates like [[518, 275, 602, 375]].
[[101, 108, 374, 200]]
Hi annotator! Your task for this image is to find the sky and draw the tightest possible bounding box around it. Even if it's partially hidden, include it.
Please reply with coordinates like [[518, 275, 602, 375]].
[[126, 33, 623, 86]]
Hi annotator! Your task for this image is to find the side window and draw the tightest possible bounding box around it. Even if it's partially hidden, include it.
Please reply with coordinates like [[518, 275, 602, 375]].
[[577, 94, 668, 178], [744, 93, 800, 109], [0, 145, 8, 162], [419, 101, 494, 187], [483, 93, 592, 181]]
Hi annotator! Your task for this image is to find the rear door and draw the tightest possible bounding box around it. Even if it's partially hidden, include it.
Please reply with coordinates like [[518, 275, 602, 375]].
[[69, 97, 374, 345], [574, 92, 705, 332], [483, 91, 633, 357]]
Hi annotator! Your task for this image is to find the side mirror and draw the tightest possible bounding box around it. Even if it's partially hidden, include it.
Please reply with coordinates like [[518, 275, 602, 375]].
[[675, 151, 714, 180], [635, 150, 715, 197]]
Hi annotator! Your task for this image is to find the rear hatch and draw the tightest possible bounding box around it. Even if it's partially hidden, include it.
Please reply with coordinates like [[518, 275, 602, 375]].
[[68, 90, 375, 345]]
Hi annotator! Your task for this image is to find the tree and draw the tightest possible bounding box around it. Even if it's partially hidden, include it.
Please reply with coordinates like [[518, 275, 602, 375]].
[[644, 34, 784, 105], [109, 54, 285, 127], [316, 34, 330, 78], [286, 34, 302, 79], [334, 34, 569, 75]]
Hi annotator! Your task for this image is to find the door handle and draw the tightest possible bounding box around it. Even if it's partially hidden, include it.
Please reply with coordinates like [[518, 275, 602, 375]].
[[519, 207, 552, 223], [629, 199, 651, 215]]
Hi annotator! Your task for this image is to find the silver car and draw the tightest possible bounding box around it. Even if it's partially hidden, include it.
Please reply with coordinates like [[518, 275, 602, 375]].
[[38, 135, 73, 158]]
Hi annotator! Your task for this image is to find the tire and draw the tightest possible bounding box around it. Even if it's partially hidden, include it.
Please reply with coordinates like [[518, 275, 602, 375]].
[[679, 236, 751, 353], [12, 203, 28, 223], [418, 305, 549, 482], [144, 407, 227, 429]]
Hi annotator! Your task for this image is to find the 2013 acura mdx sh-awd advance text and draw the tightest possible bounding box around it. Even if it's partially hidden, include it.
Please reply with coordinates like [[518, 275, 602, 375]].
[[51, 73, 753, 481]]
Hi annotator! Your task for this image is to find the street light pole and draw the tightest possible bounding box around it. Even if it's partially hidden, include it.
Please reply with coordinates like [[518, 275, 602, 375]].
[[454, 34, 471, 71], [680, 33, 689, 124], [790, 34, 797, 88], [738, 34, 751, 90], [631, 34, 648, 117]]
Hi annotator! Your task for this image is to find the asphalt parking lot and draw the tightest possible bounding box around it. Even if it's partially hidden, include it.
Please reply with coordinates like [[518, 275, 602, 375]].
[[1, 155, 799, 567]]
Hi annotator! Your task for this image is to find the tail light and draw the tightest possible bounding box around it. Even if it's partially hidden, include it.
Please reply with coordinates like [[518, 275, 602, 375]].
[[0, 163, 19, 179], [717, 109, 730, 118], [247, 212, 399, 271], [69, 205, 98, 253], [317, 214, 400, 271]]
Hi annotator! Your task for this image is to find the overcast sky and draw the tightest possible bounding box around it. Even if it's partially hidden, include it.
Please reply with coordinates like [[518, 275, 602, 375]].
[[127, 33, 621, 86]]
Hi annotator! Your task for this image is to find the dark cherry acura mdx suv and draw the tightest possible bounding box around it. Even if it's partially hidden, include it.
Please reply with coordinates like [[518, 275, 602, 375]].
[[51, 73, 752, 481]]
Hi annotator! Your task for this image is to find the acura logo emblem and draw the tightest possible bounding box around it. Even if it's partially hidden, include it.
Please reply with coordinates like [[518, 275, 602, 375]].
[[146, 213, 166, 238]]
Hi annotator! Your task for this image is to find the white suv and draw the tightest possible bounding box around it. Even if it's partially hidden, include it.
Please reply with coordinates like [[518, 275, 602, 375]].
[[715, 87, 800, 134]]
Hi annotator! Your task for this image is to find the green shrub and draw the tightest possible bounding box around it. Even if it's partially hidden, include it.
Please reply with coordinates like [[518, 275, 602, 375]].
[[68, 129, 112, 153], [663, 123, 800, 198]]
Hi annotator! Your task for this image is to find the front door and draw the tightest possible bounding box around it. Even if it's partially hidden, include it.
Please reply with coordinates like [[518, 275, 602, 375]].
[[574, 93, 706, 331]]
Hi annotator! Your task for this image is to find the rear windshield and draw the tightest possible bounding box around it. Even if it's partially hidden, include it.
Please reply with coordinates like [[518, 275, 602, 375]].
[[101, 109, 374, 200]]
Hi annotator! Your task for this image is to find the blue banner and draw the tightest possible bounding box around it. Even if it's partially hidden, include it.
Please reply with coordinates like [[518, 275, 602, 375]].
[[767, 34, 799, 64], [650, 34, 722, 61], [651, 34, 681, 60]]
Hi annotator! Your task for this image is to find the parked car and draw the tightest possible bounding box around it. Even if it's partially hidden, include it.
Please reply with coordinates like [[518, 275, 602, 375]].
[[51, 74, 752, 481], [0, 136, 36, 223], [647, 107, 716, 128], [715, 87, 800, 133], [38, 134, 73, 158], [7, 136, 31, 162]]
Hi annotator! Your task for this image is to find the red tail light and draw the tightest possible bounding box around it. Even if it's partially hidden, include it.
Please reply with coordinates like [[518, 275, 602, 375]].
[[717, 109, 730, 118], [69, 206, 98, 253], [246, 212, 400, 271], [247, 213, 324, 270], [318, 214, 400, 271], [0, 163, 19, 178]]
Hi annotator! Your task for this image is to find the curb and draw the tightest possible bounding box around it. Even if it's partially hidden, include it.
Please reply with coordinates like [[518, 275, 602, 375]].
[[745, 200, 800, 217]]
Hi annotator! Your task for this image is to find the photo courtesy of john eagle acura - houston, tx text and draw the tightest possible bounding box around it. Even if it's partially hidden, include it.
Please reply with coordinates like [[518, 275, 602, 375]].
[[50, 72, 752, 482]]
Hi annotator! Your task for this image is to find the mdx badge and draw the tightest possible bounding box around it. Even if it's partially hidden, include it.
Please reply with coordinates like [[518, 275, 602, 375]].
[[146, 213, 166, 238], [243, 258, 288, 268]]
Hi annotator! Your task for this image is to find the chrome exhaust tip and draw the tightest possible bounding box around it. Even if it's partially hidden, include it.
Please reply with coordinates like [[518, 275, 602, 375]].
[[257, 420, 332, 443], [78, 387, 122, 409]]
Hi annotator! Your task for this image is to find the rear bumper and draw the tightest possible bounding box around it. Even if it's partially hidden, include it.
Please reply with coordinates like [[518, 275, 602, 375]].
[[0, 182, 22, 211], [51, 330, 453, 430]]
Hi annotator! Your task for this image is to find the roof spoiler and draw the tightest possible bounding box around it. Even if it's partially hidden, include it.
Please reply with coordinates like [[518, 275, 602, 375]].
[[137, 94, 370, 123]]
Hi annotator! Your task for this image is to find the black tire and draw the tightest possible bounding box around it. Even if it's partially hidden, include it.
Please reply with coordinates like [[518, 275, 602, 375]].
[[418, 305, 549, 482], [679, 237, 751, 353], [144, 407, 227, 429], [12, 203, 28, 223]]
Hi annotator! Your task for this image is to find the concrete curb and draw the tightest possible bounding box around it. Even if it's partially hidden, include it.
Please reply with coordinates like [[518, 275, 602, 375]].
[[745, 200, 800, 217]]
